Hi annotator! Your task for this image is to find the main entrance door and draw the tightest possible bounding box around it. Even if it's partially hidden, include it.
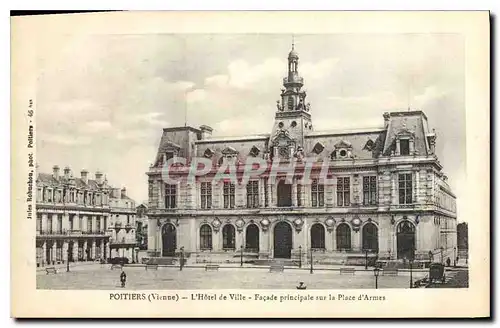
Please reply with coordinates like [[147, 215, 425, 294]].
[[273, 221, 292, 258], [397, 220, 415, 260], [162, 223, 177, 256]]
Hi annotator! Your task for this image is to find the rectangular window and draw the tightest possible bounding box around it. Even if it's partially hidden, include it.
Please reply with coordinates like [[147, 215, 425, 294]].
[[311, 179, 325, 207], [223, 182, 235, 209], [36, 214, 42, 233], [164, 184, 177, 209], [246, 181, 259, 208], [337, 177, 350, 207], [57, 214, 63, 233], [88, 218, 92, 233], [56, 244, 63, 262], [264, 178, 269, 207], [363, 176, 377, 205], [103, 217, 107, 231], [399, 173, 413, 204], [96, 216, 101, 232], [47, 216, 53, 234], [297, 183, 303, 206], [201, 182, 212, 209], [400, 139, 410, 155]]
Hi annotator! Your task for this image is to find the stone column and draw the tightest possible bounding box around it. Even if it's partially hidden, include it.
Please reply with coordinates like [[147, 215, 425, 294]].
[[391, 172, 397, 205], [266, 179, 272, 207], [52, 242, 57, 264], [92, 240, 96, 260], [42, 241, 47, 266], [414, 171, 419, 203], [63, 241, 69, 262], [291, 180, 297, 207], [73, 240, 79, 262], [41, 213, 48, 233], [259, 179, 265, 208], [82, 240, 88, 260], [74, 214, 79, 231]]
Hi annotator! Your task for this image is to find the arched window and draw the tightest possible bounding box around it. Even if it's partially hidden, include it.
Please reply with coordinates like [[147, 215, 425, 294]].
[[362, 222, 378, 252], [310, 223, 325, 249], [222, 224, 235, 250], [245, 224, 259, 252], [336, 223, 351, 250], [200, 224, 212, 250]]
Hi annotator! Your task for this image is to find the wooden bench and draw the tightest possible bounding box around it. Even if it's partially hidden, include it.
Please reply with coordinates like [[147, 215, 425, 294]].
[[145, 264, 159, 271], [110, 264, 123, 270], [339, 267, 356, 275], [269, 264, 284, 273], [45, 267, 57, 275], [383, 268, 399, 276], [205, 264, 219, 271]]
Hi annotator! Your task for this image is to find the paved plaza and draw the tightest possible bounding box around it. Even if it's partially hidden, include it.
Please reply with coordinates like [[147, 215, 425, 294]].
[[37, 264, 429, 290]]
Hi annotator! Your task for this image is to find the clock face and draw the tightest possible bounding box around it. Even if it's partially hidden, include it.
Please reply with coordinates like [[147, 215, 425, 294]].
[[352, 218, 361, 225], [261, 219, 269, 226], [279, 147, 289, 158]]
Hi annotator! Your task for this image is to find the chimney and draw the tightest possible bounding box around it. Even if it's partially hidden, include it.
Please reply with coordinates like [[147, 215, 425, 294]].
[[80, 169, 88, 184], [383, 112, 391, 128], [199, 125, 213, 140], [95, 171, 103, 184], [121, 187, 126, 198], [63, 166, 71, 179], [112, 188, 121, 199], [52, 165, 60, 180]]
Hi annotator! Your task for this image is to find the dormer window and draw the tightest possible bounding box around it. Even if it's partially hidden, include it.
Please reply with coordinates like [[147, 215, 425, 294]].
[[395, 129, 415, 156], [220, 147, 239, 165], [400, 139, 410, 155], [312, 142, 325, 154], [249, 146, 260, 157], [363, 139, 375, 152], [203, 148, 214, 158], [331, 140, 353, 160], [165, 152, 174, 161]]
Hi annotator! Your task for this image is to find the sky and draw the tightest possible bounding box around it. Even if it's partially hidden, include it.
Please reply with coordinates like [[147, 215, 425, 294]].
[[35, 33, 465, 219]]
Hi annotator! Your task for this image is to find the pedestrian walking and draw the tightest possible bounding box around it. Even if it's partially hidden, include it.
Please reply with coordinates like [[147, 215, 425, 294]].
[[120, 270, 127, 288]]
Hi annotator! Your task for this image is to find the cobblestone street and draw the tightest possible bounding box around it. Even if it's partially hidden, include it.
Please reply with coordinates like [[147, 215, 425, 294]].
[[37, 265, 429, 290]]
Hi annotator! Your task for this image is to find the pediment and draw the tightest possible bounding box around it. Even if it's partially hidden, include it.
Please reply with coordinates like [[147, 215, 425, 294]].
[[163, 141, 181, 150], [395, 129, 415, 138], [221, 146, 239, 155], [334, 140, 352, 149], [271, 129, 295, 146]]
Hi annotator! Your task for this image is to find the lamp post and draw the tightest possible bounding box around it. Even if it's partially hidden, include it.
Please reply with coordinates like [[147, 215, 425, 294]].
[[374, 267, 380, 289], [135, 248, 139, 264], [298, 245, 302, 269], [454, 247, 457, 267], [309, 247, 313, 274], [240, 245, 243, 267], [66, 247, 70, 272], [365, 249, 369, 270], [409, 259, 413, 289], [180, 246, 184, 271]]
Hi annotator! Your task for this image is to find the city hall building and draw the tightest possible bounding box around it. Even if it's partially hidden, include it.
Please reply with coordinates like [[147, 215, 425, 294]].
[[146, 46, 458, 265]]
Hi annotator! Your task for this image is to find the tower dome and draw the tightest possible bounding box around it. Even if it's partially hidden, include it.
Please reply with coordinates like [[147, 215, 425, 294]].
[[288, 48, 299, 59]]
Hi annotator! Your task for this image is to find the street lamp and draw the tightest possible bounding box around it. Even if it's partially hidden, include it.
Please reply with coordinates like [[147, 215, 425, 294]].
[[309, 247, 313, 274], [298, 245, 302, 268], [409, 259, 413, 289], [240, 245, 244, 267], [374, 267, 380, 289], [66, 247, 70, 272], [365, 249, 369, 270]]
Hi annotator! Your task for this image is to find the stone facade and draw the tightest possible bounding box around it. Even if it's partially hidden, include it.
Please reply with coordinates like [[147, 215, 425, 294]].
[[35, 166, 138, 266], [146, 45, 458, 265]]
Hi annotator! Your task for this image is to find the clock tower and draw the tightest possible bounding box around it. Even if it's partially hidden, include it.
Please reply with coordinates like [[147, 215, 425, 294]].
[[270, 43, 313, 160]]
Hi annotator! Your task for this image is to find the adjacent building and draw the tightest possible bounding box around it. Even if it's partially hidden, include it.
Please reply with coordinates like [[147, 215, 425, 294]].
[[146, 45, 458, 265], [35, 166, 138, 267], [108, 188, 138, 261]]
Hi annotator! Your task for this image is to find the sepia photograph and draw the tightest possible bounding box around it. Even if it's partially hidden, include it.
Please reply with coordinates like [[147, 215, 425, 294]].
[[11, 11, 489, 318]]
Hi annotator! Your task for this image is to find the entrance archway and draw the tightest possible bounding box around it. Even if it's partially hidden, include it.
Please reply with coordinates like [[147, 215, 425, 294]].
[[362, 222, 379, 252], [162, 223, 177, 256], [277, 180, 292, 207], [397, 220, 415, 260], [273, 221, 293, 258], [245, 224, 260, 252]]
